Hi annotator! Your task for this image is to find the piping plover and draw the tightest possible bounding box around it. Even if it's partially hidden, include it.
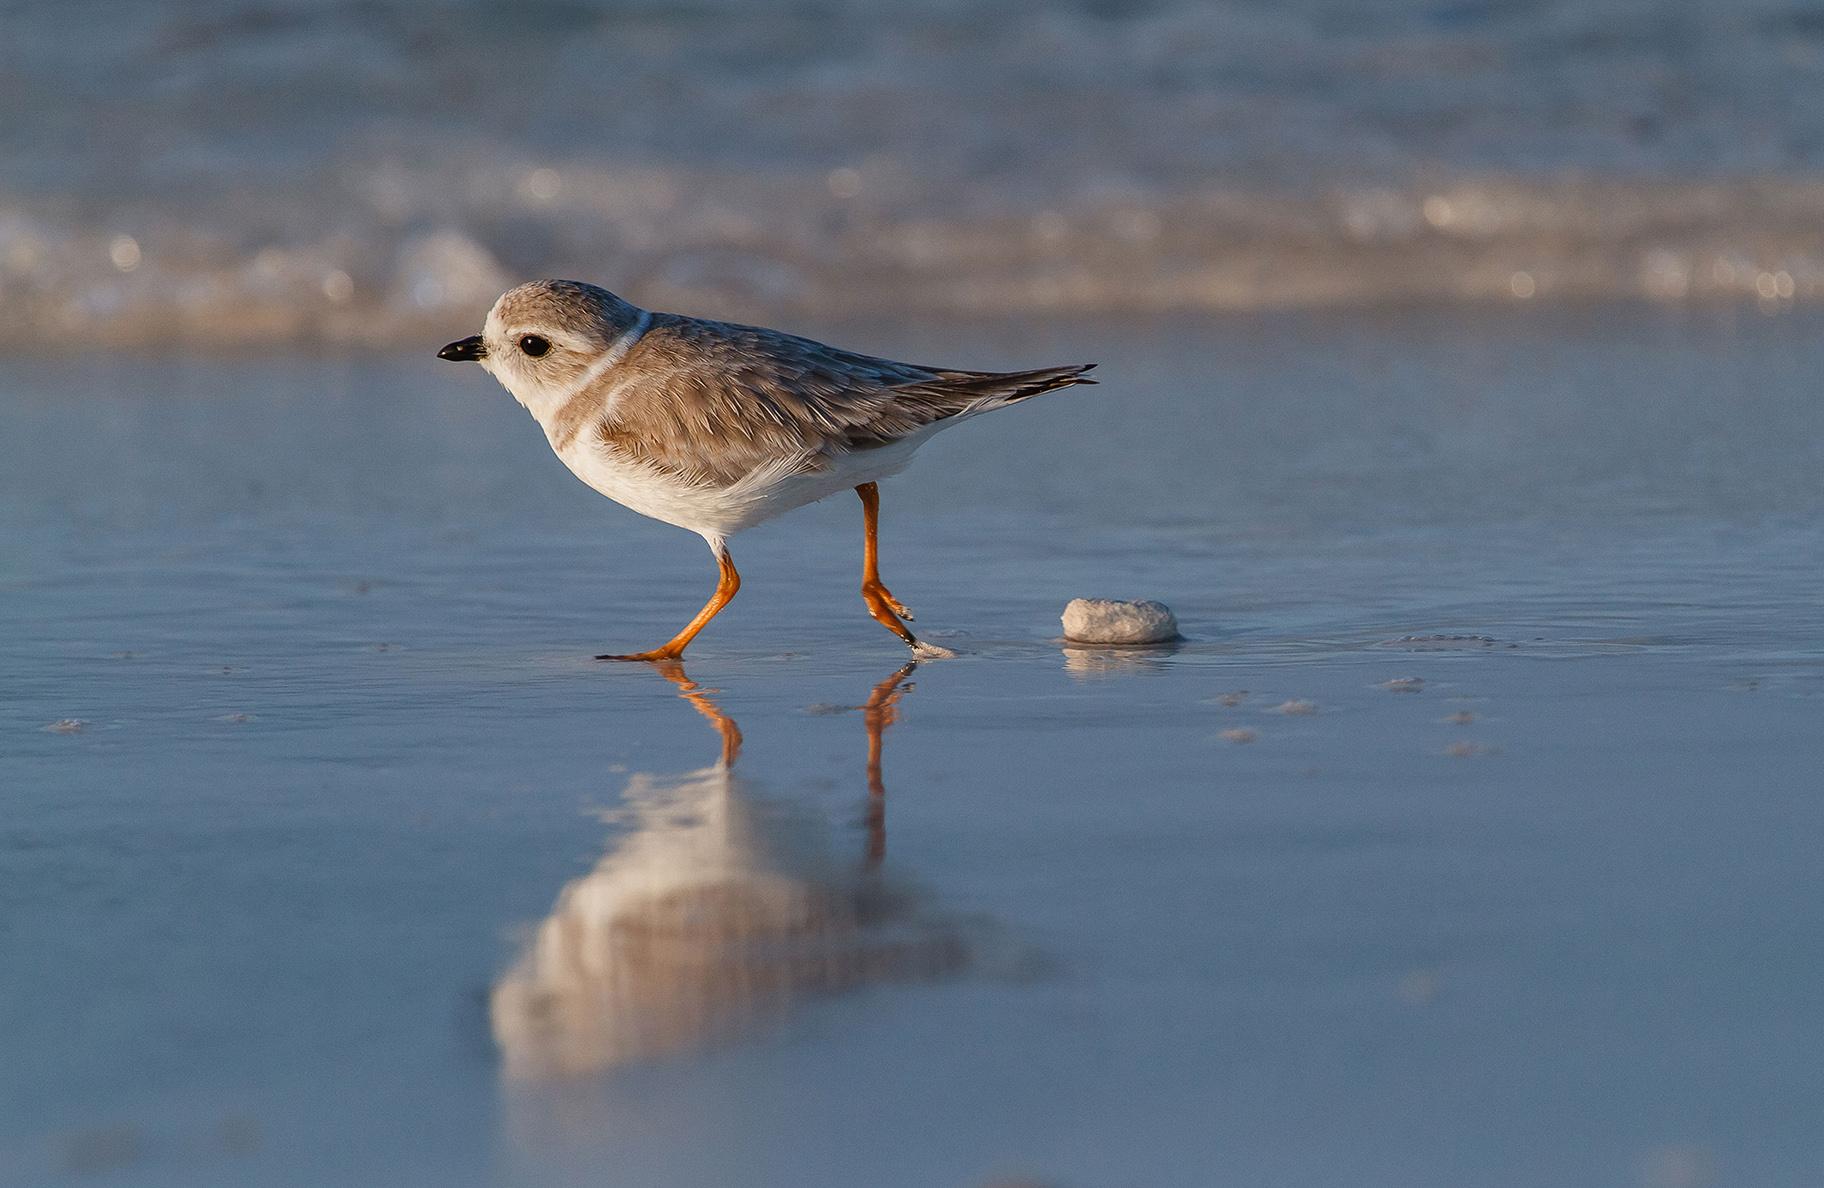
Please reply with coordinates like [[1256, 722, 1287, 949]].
[[439, 279, 1095, 660]]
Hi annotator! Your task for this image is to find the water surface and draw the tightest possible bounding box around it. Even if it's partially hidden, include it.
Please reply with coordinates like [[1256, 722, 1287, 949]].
[[3, 305, 1821, 1185]]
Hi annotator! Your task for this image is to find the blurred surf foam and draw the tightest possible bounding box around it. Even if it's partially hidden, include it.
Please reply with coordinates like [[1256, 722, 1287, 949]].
[[7, 0, 1824, 348]]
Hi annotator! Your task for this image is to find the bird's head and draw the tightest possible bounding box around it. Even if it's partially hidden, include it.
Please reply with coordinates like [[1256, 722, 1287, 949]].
[[439, 279, 647, 419]]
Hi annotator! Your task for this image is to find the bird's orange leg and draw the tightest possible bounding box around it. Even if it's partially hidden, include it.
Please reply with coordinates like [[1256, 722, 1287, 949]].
[[855, 482, 922, 650], [597, 548, 740, 662]]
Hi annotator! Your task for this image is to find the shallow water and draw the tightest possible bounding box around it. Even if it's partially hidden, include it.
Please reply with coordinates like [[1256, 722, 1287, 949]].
[[3, 305, 1822, 1185]]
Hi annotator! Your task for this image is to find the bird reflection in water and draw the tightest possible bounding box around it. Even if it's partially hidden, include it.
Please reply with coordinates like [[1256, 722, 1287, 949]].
[[490, 662, 971, 1079]]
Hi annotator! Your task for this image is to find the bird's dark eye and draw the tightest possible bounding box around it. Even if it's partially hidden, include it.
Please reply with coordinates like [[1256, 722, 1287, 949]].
[[519, 334, 551, 358]]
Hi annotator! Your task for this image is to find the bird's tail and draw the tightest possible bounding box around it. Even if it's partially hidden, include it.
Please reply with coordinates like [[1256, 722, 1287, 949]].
[[940, 362, 1098, 415]]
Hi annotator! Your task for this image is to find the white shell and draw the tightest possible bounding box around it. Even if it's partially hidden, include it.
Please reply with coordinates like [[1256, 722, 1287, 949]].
[[1060, 598, 1179, 645]]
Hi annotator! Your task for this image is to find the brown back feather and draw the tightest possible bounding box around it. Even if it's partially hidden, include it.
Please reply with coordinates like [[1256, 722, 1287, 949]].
[[597, 314, 1095, 486]]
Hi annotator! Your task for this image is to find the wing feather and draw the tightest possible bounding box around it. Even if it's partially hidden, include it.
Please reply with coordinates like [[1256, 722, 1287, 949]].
[[597, 314, 1095, 486]]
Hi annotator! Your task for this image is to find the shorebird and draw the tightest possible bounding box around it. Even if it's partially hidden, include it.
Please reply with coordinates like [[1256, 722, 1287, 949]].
[[439, 280, 1095, 659]]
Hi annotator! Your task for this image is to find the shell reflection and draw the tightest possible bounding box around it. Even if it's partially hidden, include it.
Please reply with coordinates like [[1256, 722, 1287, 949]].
[[1061, 642, 1178, 678], [490, 663, 970, 1078]]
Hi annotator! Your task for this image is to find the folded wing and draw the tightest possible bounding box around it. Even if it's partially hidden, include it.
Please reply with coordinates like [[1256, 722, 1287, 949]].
[[598, 315, 1096, 486]]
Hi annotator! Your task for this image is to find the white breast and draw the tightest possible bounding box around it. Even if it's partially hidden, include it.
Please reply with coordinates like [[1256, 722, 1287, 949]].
[[550, 430, 933, 547]]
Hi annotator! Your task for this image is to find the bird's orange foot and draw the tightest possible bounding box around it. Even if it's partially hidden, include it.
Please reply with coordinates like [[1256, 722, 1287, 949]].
[[863, 580, 915, 622], [595, 647, 684, 662]]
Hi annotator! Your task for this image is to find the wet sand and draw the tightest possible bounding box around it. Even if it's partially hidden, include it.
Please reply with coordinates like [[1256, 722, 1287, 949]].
[[3, 305, 1821, 1185]]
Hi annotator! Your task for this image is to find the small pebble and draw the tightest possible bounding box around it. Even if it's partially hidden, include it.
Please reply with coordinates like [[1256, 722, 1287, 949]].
[[1060, 598, 1178, 645], [1218, 727, 1258, 744], [1381, 676, 1426, 693], [1444, 740, 1496, 758], [1272, 699, 1318, 716]]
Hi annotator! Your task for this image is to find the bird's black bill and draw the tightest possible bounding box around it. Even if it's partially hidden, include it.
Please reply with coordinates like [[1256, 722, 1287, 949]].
[[437, 335, 486, 362]]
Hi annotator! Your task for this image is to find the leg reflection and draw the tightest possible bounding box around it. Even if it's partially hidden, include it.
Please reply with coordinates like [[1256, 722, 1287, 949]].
[[862, 663, 918, 869], [491, 660, 968, 1079], [650, 659, 742, 767]]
